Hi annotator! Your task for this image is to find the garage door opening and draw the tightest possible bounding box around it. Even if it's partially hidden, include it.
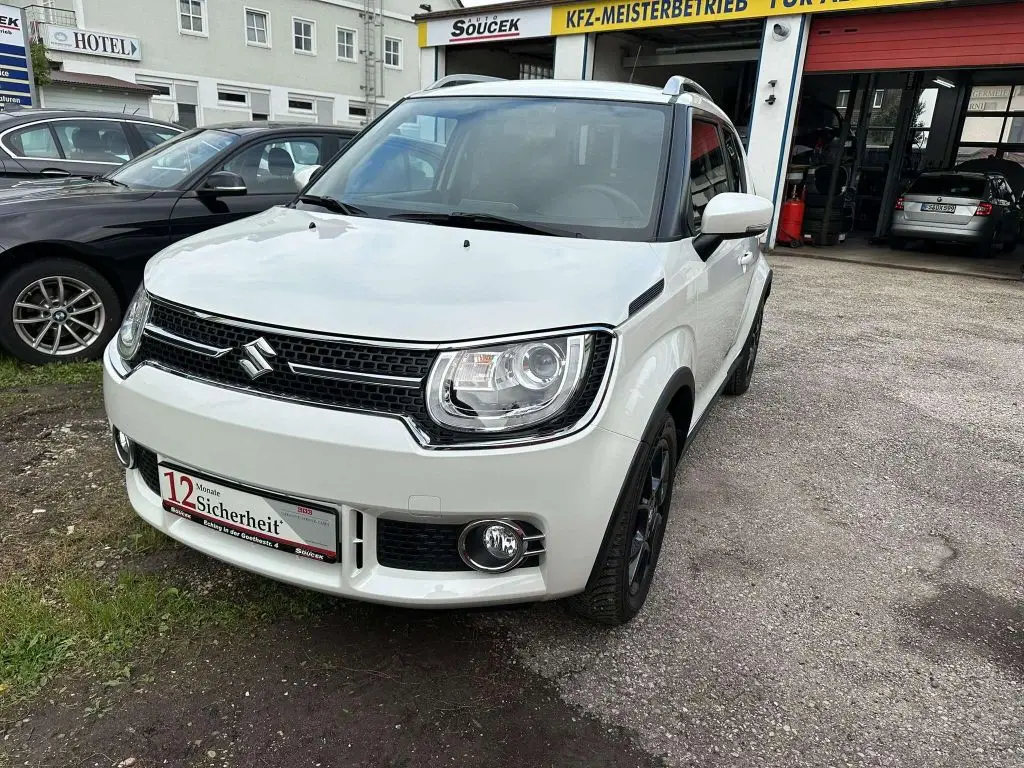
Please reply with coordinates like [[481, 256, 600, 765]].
[[787, 68, 1024, 275], [591, 20, 762, 137], [445, 38, 556, 81]]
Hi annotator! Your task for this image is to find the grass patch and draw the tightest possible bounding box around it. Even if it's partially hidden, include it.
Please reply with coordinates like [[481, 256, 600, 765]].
[[0, 573, 238, 714], [0, 568, 339, 718], [0, 356, 102, 389]]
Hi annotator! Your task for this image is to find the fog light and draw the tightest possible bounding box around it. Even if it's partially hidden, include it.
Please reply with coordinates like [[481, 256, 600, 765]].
[[111, 426, 136, 469], [458, 519, 525, 573]]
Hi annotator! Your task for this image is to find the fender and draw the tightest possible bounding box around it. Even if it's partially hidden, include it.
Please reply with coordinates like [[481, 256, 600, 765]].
[[580, 366, 695, 594]]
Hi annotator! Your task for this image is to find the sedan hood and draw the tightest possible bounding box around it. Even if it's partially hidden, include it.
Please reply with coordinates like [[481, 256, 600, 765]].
[[0, 179, 150, 205], [145, 206, 665, 342]]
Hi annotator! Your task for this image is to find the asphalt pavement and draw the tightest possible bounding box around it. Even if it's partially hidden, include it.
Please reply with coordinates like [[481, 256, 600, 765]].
[[476, 255, 1024, 767]]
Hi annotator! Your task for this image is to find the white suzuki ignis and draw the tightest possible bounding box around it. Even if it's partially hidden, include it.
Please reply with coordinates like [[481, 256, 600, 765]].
[[104, 75, 774, 625]]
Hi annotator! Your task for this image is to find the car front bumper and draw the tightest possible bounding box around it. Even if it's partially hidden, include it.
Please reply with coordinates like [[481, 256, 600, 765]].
[[103, 343, 639, 608]]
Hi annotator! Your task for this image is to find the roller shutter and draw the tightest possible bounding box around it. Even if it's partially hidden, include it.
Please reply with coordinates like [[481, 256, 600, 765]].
[[804, 4, 1024, 74]]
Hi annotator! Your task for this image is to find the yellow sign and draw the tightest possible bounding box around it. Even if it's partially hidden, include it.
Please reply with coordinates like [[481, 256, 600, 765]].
[[551, 0, 945, 35]]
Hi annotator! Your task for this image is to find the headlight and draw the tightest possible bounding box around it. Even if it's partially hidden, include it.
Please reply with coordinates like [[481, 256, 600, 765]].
[[425, 334, 593, 433], [116, 286, 151, 361]]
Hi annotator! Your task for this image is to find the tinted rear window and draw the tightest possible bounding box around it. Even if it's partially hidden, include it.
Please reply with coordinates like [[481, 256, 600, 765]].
[[909, 175, 986, 198]]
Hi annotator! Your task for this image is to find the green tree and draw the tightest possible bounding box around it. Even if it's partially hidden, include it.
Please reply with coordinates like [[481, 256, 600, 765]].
[[31, 41, 51, 88]]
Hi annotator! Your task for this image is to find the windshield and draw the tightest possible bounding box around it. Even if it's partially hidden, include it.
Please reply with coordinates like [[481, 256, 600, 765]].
[[109, 129, 240, 189], [909, 174, 987, 198], [301, 96, 672, 240]]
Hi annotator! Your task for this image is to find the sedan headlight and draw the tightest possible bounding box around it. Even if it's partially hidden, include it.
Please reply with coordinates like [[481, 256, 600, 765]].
[[425, 334, 593, 433], [117, 286, 151, 361]]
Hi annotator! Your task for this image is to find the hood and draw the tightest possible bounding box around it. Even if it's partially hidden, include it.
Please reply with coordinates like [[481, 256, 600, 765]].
[[0, 179, 151, 205], [145, 206, 665, 342]]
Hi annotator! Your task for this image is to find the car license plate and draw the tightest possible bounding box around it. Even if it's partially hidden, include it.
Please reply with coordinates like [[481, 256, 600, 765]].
[[159, 464, 339, 563], [921, 203, 956, 213]]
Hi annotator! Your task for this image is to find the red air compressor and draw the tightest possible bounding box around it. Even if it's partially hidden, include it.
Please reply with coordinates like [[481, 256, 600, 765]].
[[778, 185, 805, 248]]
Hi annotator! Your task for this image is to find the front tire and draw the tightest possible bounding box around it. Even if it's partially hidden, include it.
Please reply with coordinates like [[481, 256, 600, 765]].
[[567, 413, 678, 626], [724, 301, 764, 397], [0, 258, 121, 365]]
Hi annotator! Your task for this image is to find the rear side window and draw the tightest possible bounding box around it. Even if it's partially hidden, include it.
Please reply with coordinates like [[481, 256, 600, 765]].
[[51, 120, 132, 164], [3, 125, 61, 159], [909, 174, 986, 198], [722, 128, 746, 193], [688, 119, 730, 232]]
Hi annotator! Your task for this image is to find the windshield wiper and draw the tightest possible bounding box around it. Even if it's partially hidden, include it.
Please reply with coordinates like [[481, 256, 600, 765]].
[[390, 211, 576, 238], [297, 195, 367, 216], [89, 175, 129, 188]]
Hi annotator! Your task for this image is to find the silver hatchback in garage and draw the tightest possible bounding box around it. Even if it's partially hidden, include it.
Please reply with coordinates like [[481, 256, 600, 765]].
[[890, 171, 1022, 257]]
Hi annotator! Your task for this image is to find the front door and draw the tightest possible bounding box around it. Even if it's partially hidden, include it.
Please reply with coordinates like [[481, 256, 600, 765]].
[[168, 135, 328, 243], [688, 118, 748, 392]]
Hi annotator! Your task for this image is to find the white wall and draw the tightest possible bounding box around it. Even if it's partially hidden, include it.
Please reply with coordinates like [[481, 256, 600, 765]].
[[35, 0, 458, 126], [553, 33, 591, 81], [743, 14, 810, 246]]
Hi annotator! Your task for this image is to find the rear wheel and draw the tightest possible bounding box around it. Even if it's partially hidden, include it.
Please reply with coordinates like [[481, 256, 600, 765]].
[[972, 227, 999, 258], [0, 258, 121, 365], [724, 301, 764, 397], [567, 413, 678, 626]]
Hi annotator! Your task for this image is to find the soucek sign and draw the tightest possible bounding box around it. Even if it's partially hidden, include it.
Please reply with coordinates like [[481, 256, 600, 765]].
[[0, 4, 34, 107]]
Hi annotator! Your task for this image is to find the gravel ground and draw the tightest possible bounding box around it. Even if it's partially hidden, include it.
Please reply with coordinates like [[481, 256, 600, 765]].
[[476, 255, 1024, 768]]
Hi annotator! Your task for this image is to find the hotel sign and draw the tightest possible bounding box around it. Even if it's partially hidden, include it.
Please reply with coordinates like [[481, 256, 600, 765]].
[[45, 24, 142, 61]]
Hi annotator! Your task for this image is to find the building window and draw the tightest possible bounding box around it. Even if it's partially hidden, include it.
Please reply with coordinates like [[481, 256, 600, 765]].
[[872, 90, 884, 109], [519, 62, 552, 80], [218, 89, 248, 105], [178, 0, 206, 36], [337, 27, 356, 62], [288, 97, 315, 113], [245, 8, 270, 47], [293, 18, 315, 54], [384, 36, 402, 69], [348, 102, 366, 118], [137, 76, 173, 97], [957, 84, 1024, 165], [836, 90, 849, 110], [177, 104, 198, 128], [252, 113, 268, 121]]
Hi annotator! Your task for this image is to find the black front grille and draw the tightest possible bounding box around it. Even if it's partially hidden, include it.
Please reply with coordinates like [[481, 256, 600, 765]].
[[136, 446, 160, 494], [138, 300, 613, 446], [376, 518, 541, 572]]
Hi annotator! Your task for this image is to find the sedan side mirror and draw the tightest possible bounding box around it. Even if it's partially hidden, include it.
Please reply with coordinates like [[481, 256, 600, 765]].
[[694, 192, 774, 261], [198, 171, 247, 197]]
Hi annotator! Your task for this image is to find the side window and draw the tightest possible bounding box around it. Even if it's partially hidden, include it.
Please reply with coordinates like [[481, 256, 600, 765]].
[[723, 129, 746, 193], [135, 123, 182, 152], [3, 125, 61, 159], [688, 119, 730, 232], [216, 137, 323, 194], [51, 120, 132, 163]]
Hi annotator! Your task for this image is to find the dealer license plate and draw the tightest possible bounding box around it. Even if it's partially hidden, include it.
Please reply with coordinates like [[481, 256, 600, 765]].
[[159, 464, 339, 563], [921, 203, 956, 213]]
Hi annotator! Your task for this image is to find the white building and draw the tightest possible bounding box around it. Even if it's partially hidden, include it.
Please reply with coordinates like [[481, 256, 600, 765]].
[[11, 0, 460, 127]]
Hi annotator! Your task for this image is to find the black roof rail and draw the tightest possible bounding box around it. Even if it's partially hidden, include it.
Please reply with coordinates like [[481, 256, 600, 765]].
[[423, 74, 506, 91], [662, 76, 712, 101]]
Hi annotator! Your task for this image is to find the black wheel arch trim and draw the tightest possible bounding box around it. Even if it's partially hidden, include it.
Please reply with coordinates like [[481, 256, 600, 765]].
[[577, 366, 694, 596]]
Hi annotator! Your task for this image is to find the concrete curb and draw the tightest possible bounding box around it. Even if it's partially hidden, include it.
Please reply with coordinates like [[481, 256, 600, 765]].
[[768, 247, 1024, 283]]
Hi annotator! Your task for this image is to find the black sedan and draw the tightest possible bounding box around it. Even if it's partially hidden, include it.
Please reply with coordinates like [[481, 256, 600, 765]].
[[0, 122, 356, 364], [0, 108, 184, 189]]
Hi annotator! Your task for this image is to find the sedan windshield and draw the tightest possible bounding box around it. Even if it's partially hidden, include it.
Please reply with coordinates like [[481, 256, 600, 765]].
[[109, 129, 240, 189], [301, 96, 672, 240]]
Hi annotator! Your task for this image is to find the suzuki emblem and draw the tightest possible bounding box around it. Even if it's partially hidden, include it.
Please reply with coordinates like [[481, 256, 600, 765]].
[[239, 337, 276, 379]]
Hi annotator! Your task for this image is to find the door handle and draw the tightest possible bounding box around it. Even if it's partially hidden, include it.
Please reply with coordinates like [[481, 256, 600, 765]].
[[739, 251, 756, 265]]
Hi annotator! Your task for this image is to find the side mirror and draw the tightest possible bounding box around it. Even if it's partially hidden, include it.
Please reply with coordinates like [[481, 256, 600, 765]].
[[198, 171, 247, 197], [694, 192, 774, 261]]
